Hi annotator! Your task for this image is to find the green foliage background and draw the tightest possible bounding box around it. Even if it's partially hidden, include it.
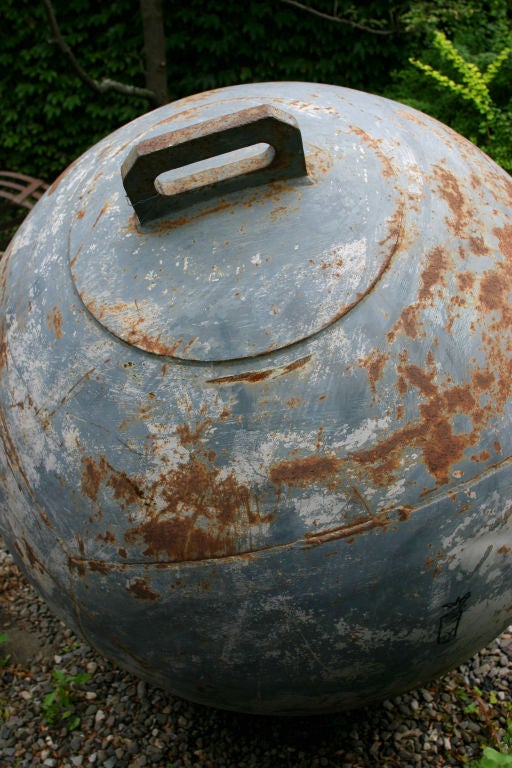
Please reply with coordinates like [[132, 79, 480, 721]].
[[0, 0, 511, 181], [387, 0, 512, 172]]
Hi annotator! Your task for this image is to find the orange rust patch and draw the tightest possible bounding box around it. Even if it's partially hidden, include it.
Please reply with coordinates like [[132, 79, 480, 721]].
[[349, 347, 504, 486], [278, 355, 312, 375], [433, 165, 471, 236], [46, 306, 63, 339], [457, 272, 476, 293], [358, 349, 388, 393], [494, 224, 512, 261], [207, 369, 273, 385], [81, 456, 108, 502], [419, 246, 451, 304], [395, 305, 422, 340], [479, 270, 507, 312], [108, 470, 144, 508], [387, 246, 451, 344], [402, 364, 437, 399], [269, 454, 343, 491], [121, 417, 274, 561], [81, 456, 143, 508], [472, 370, 495, 391], [469, 235, 490, 256], [349, 125, 395, 179], [127, 578, 160, 601], [471, 450, 491, 462], [125, 450, 272, 561], [207, 355, 312, 385], [176, 420, 211, 448]]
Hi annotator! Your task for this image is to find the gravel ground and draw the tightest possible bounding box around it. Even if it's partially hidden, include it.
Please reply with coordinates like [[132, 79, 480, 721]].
[[1, 536, 511, 768]]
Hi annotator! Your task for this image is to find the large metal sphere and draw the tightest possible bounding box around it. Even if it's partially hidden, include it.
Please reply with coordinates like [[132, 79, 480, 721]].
[[0, 82, 511, 714]]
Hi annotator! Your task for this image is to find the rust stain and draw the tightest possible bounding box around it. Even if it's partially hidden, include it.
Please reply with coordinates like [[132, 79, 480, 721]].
[[469, 235, 490, 256], [207, 355, 312, 385], [270, 454, 343, 491], [457, 271, 476, 293], [67, 555, 86, 577], [81, 455, 143, 508], [81, 456, 108, 502], [92, 203, 109, 229], [96, 530, 116, 544], [351, 332, 511, 487], [348, 125, 395, 179], [176, 419, 212, 447], [270, 205, 289, 222], [358, 349, 389, 393], [433, 165, 471, 236], [418, 246, 451, 304], [126, 578, 160, 601], [23, 537, 43, 573], [278, 355, 312, 375], [387, 245, 451, 345], [86, 559, 113, 575], [386, 304, 422, 342], [125, 459, 272, 563], [207, 369, 274, 385], [479, 270, 506, 311], [46, 306, 63, 339], [126, 331, 185, 357], [304, 511, 390, 546], [155, 105, 206, 127], [123, 419, 273, 561], [375, 217, 512, 487], [67, 554, 113, 576], [471, 450, 491, 462], [0, 405, 35, 500], [0, 317, 8, 373], [37, 505, 53, 529]]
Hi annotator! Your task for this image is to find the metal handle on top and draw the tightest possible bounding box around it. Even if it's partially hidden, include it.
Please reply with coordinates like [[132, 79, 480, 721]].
[[121, 104, 308, 226]]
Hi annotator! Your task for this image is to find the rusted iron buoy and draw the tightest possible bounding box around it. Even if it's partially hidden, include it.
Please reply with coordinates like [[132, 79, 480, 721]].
[[0, 82, 511, 714]]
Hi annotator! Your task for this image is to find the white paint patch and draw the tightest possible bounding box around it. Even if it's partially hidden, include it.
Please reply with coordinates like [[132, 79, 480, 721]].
[[62, 425, 81, 451], [334, 416, 392, 452], [293, 492, 349, 529]]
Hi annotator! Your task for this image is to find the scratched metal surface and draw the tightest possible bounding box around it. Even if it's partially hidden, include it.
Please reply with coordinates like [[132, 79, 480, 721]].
[[0, 82, 511, 714]]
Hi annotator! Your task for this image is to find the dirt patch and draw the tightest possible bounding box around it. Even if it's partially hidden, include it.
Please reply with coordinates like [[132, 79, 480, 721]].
[[0, 602, 55, 666]]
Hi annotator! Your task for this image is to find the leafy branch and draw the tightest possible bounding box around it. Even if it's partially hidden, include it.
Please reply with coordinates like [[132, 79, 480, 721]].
[[409, 30, 512, 167], [41, 0, 156, 102], [279, 0, 396, 35]]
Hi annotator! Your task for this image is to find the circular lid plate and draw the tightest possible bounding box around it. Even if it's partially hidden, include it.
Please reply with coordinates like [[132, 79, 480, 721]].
[[69, 90, 403, 361]]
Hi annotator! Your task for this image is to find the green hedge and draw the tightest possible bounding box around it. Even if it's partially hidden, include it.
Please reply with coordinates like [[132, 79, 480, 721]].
[[1, 1, 510, 182], [0, 0, 407, 181]]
